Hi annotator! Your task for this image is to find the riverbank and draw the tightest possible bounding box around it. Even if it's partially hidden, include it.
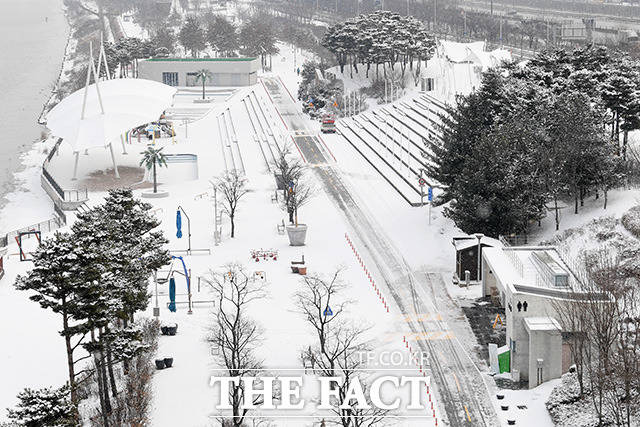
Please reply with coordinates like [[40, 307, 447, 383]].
[[0, 0, 110, 233], [0, 0, 69, 216]]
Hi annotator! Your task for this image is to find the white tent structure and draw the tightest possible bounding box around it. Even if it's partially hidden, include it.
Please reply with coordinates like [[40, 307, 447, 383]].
[[46, 42, 177, 180]]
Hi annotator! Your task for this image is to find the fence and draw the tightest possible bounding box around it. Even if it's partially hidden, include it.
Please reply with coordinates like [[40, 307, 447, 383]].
[[1, 216, 65, 248], [41, 139, 88, 204]]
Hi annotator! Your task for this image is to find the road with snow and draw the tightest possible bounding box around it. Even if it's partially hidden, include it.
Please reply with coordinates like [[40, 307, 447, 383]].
[[260, 76, 498, 426]]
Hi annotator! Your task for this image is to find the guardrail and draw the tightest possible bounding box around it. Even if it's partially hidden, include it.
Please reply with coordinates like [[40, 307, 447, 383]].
[[41, 139, 88, 207]]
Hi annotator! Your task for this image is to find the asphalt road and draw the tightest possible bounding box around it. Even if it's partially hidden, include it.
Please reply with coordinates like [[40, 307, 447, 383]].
[[260, 76, 498, 426]]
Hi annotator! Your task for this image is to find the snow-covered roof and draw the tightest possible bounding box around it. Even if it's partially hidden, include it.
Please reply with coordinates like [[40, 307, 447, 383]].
[[452, 235, 502, 251], [46, 78, 177, 152], [524, 317, 561, 332], [483, 246, 580, 292], [439, 40, 485, 63], [436, 41, 512, 70]]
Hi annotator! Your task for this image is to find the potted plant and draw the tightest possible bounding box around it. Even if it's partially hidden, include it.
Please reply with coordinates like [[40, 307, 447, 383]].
[[155, 359, 166, 370], [163, 357, 174, 368], [272, 147, 313, 246]]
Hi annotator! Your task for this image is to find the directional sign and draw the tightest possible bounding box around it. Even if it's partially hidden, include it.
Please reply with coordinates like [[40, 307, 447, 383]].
[[324, 306, 333, 317], [427, 187, 433, 202]]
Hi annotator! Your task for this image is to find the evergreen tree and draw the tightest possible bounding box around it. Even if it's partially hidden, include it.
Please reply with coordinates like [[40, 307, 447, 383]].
[[443, 112, 547, 237], [426, 69, 509, 198], [179, 16, 206, 57], [150, 26, 177, 55], [205, 15, 239, 57], [15, 232, 100, 406], [6, 386, 76, 427]]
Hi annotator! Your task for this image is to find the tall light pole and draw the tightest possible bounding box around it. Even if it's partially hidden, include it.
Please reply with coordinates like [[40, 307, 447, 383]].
[[475, 233, 484, 283], [433, 0, 437, 33]]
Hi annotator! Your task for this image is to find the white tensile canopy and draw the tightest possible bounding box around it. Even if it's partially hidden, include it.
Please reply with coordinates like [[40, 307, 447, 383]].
[[46, 78, 177, 179]]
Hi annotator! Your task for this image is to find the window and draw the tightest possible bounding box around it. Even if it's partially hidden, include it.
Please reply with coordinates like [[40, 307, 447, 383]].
[[162, 72, 179, 87], [510, 338, 516, 353], [186, 72, 199, 87]]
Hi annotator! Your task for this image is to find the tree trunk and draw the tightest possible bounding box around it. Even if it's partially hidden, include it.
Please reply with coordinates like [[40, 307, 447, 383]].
[[202, 79, 206, 99], [94, 350, 110, 427], [554, 195, 560, 231], [100, 349, 112, 414], [62, 309, 78, 404], [230, 214, 235, 238], [152, 162, 157, 193], [105, 327, 118, 399], [604, 188, 608, 209], [574, 192, 579, 214]]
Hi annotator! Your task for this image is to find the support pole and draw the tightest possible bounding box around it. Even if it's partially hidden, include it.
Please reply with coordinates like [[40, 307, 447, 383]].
[[120, 134, 128, 154], [108, 143, 120, 178], [72, 151, 80, 181]]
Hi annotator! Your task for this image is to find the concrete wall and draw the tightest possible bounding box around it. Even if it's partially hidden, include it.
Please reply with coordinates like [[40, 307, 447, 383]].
[[526, 327, 563, 388], [138, 58, 259, 87]]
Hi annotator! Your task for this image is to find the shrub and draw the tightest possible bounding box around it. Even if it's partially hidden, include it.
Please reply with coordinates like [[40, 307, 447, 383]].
[[621, 205, 640, 239]]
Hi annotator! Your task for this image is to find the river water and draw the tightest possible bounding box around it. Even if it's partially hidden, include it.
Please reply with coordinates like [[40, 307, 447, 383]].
[[0, 0, 68, 207]]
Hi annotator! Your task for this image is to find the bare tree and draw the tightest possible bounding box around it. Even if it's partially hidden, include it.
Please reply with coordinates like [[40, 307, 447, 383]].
[[205, 263, 266, 427], [215, 171, 250, 238], [550, 295, 590, 395], [294, 270, 389, 426], [272, 146, 313, 225]]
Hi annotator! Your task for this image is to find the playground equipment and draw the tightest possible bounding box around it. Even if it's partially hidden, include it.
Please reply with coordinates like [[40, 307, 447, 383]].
[[161, 255, 192, 314], [172, 206, 211, 255], [250, 249, 278, 262], [15, 230, 41, 262]]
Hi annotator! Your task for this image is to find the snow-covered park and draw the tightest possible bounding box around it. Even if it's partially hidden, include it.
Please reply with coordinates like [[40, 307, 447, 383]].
[[4, 1, 640, 426]]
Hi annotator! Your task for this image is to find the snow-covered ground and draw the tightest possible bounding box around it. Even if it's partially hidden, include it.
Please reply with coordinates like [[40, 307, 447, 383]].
[[4, 27, 640, 427]]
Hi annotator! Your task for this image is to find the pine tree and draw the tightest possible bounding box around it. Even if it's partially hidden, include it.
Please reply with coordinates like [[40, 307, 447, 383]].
[[179, 16, 206, 57], [7, 386, 76, 427], [15, 232, 100, 407]]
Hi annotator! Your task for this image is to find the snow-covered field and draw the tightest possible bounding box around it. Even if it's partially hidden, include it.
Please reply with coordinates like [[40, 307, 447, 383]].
[[4, 27, 640, 426]]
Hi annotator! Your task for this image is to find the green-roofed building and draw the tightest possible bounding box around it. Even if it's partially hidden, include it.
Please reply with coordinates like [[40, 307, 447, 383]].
[[138, 57, 260, 87]]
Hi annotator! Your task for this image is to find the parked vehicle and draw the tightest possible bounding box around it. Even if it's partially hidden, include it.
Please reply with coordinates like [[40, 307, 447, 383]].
[[321, 114, 336, 133]]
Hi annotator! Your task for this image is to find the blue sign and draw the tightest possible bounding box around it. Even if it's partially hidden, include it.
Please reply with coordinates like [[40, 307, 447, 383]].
[[427, 187, 433, 202], [323, 306, 333, 316]]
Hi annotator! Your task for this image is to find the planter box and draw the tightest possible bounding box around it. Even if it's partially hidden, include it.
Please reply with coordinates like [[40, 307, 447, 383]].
[[286, 224, 307, 246], [141, 190, 169, 199]]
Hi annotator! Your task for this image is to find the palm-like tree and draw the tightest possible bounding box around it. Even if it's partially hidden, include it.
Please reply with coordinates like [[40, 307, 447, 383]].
[[195, 69, 213, 99], [140, 146, 168, 193]]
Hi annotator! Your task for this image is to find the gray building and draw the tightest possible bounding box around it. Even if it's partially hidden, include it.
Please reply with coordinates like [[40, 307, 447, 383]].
[[138, 57, 260, 87], [481, 244, 605, 388]]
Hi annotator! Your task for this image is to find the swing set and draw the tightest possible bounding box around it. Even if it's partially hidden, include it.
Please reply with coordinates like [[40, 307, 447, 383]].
[[15, 230, 41, 262]]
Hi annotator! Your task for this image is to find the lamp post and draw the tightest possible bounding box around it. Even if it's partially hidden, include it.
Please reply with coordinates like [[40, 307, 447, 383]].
[[475, 233, 484, 284], [153, 271, 160, 317]]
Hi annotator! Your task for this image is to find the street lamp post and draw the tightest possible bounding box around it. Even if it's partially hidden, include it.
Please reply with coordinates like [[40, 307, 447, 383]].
[[475, 233, 484, 284], [153, 271, 160, 317]]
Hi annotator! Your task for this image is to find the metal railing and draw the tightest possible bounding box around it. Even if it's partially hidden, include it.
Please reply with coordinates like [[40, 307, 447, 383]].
[[42, 167, 65, 200], [41, 138, 88, 204], [1, 216, 65, 248]]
